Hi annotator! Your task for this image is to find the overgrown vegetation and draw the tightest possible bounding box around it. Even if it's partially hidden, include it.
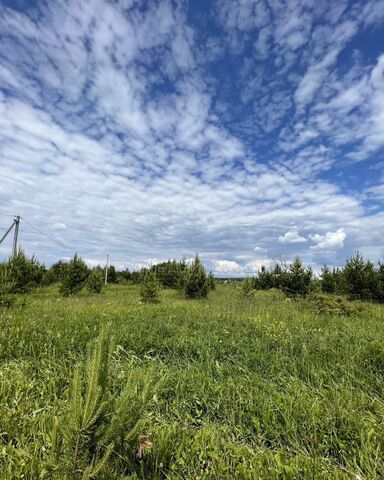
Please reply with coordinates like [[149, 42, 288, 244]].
[[1, 283, 383, 479]]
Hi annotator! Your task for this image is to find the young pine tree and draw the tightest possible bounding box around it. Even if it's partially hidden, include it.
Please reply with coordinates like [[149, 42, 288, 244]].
[[184, 254, 209, 299], [241, 277, 255, 297], [86, 268, 104, 294], [7, 249, 34, 294], [59, 254, 89, 296], [282, 257, 312, 297], [140, 270, 160, 303], [207, 272, 216, 290], [320, 265, 336, 293]]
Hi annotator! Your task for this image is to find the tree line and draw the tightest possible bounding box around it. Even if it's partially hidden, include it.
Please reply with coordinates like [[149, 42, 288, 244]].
[[0, 250, 215, 306], [244, 252, 384, 301], [1, 249, 383, 306]]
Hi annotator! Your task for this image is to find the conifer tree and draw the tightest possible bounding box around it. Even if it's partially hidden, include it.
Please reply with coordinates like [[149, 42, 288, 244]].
[[320, 265, 336, 293], [241, 277, 255, 297], [281, 257, 312, 297], [140, 270, 160, 303], [207, 272, 216, 290], [86, 268, 104, 294], [184, 254, 209, 299], [59, 254, 89, 296], [255, 265, 274, 290], [7, 249, 34, 294]]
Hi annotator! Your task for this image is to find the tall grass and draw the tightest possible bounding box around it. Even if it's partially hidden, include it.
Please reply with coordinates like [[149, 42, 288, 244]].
[[1, 284, 383, 478]]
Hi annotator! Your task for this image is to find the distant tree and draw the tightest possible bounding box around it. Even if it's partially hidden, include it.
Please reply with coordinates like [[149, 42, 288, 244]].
[[376, 262, 384, 302], [207, 272, 216, 291], [130, 270, 142, 284], [320, 265, 336, 293], [140, 270, 160, 303], [342, 252, 382, 300], [116, 268, 131, 283], [272, 263, 284, 289], [184, 254, 209, 299], [59, 254, 89, 296], [255, 265, 274, 290], [50, 260, 68, 282], [7, 249, 35, 294], [151, 259, 188, 289], [281, 257, 312, 297], [41, 268, 57, 286], [86, 268, 104, 294], [241, 277, 255, 297], [107, 265, 117, 284]]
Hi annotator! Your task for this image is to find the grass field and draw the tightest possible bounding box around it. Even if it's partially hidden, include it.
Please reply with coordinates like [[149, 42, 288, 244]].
[[1, 284, 384, 479]]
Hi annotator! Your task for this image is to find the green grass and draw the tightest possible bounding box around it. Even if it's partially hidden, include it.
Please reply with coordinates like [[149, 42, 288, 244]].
[[1, 284, 384, 479]]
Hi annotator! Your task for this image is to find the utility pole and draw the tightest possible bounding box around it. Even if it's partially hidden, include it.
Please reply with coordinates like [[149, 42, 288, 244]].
[[105, 254, 109, 285], [12, 215, 20, 258], [0, 215, 20, 258]]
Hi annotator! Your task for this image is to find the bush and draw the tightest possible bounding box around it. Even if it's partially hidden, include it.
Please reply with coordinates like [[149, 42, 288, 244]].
[[184, 255, 209, 299], [0, 266, 15, 308], [7, 249, 36, 294], [140, 270, 160, 303], [59, 254, 89, 296], [152, 259, 188, 289], [86, 268, 104, 294], [240, 277, 255, 297], [305, 292, 365, 317]]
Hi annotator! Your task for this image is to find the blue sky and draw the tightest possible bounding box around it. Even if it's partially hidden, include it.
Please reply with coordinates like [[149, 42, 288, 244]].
[[0, 0, 384, 275]]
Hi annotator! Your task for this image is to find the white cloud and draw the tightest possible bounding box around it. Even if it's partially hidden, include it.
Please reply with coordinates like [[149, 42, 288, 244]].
[[212, 260, 243, 274], [0, 0, 383, 270], [310, 228, 346, 250], [278, 229, 307, 244]]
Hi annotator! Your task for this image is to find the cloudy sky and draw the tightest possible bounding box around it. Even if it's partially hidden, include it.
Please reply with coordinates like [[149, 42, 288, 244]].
[[0, 0, 384, 275]]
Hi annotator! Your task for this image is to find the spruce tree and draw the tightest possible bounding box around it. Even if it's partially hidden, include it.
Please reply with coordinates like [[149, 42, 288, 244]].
[[184, 254, 209, 299], [59, 254, 89, 296], [140, 270, 160, 303]]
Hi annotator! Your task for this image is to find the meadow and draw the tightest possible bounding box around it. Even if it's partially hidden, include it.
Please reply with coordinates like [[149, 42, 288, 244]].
[[1, 284, 384, 479]]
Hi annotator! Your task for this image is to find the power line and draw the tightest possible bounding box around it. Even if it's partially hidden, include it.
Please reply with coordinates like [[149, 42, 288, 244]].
[[20, 216, 71, 250], [0, 212, 16, 217]]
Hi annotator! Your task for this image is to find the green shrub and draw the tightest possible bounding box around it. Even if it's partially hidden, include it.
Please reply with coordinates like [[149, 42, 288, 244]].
[[305, 292, 365, 317], [6, 249, 42, 294], [86, 268, 104, 294], [281, 257, 312, 298], [207, 272, 216, 291], [140, 270, 160, 303], [240, 277, 255, 297], [184, 255, 209, 299], [59, 254, 89, 296], [0, 266, 15, 308]]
